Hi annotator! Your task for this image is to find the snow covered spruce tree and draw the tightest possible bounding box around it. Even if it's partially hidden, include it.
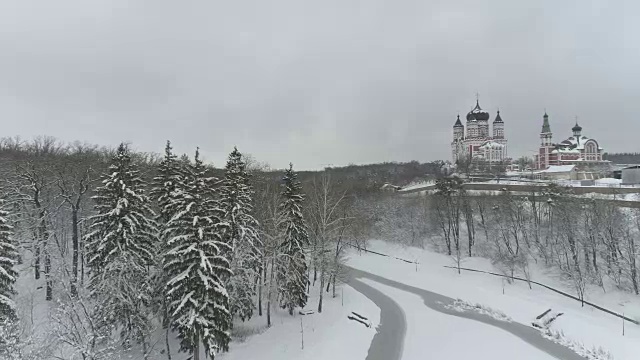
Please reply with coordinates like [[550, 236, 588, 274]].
[[220, 147, 262, 322], [164, 148, 232, 360], [151, 140, 185, 227], [277, 163, 310, 315], [150, 140, 186, 356], [84, 143, 157, 356], [0, 201, 21, 358], [150, 142, 185, 296]]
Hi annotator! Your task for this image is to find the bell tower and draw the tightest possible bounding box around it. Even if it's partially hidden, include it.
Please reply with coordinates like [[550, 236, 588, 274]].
[[537, 112, 553, 169]]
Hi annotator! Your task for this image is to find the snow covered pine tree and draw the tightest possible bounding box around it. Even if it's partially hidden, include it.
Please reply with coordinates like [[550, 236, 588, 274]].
[[221, 147, 263, 322], [277, 164, 310, 315], [0, 201, 21, 358], [151, 140, 185, 231], [164, 148, 232, 360], [84, 143, 157, 356], [150, 140, 186, 356]]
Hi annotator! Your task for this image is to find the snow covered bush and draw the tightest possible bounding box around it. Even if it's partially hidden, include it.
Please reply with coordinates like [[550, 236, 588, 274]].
[[541, 329, 614, 360], [444, 299, 512, 322]]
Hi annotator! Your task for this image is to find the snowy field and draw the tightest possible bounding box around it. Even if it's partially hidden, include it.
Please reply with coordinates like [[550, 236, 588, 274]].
[[202, 240, 640, 359], [361, 279, 559, 360], [349, 240, 640, 360], [15, 239, 640, 359], [211, 239, 640, 359], [218, 283, 379, 360]]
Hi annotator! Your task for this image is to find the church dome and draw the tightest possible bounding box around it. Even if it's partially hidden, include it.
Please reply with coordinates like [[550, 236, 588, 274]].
[[572, 122, 582, 132], [466, 100, 490, 121]]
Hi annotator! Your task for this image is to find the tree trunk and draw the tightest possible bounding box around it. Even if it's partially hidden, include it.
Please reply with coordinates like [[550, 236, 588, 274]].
[[193, 336, 200, 360], [142, 335, 149, 360], [258, 264, 264, 317], [266, 296, 271, 328], [80, 230, 85, 286], [34, 190, 46, 281], [44, 240, 52, 301], [325, 274, 331, 293], [630, 236, 639, 295], [583, 246, 591, 275], [332, 273, 336, 298], [34, 240, 41, 280], [267, 258, 275, 327], [165, 325, 172, 360], [318, 265, 325, 313], [71, 208, 79, 296]]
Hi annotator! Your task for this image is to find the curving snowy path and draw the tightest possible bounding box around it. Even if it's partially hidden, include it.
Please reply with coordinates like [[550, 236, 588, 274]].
[[349, 277, 406, 360], [349, 267, 585, 360]]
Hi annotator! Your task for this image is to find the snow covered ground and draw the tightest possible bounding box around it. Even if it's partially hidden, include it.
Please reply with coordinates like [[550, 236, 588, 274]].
[[12, 258, 379, 360], [16, 239, 640, 359], [218, 284, 379, 360], [361, 279, 560, 360], [349, 240, 640, 360]]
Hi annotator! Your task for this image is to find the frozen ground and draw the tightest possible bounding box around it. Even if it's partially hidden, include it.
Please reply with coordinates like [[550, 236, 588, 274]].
[[349, 240, 640, 360], [361, 279, 561, 360], [218, 283, 379, 360], [14, 239, 640, 359]]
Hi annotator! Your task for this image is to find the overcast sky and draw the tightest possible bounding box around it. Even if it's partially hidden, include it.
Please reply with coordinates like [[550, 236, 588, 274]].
[[1, 0, 637, 170]]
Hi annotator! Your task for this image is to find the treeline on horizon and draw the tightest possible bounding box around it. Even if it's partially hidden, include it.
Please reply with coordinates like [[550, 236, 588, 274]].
[[603, 152, 640, 164], [0, 136, 446, 192]]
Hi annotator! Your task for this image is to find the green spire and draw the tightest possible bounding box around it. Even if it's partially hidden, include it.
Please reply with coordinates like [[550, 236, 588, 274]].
[[541, 112, 551, 133]]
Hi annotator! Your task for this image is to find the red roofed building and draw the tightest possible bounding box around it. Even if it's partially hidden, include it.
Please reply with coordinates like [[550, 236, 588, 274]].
[[535, 113, 606, 170]]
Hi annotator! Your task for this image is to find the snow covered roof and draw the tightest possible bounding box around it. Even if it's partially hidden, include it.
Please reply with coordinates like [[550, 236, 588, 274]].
[[551, 148, 580, 154], [558, 136, 601, 151], [479, 140, 504, 149], [541, 165, 576, 173]]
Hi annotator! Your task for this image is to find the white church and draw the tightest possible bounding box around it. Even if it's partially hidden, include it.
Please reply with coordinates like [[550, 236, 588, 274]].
[[451, 99, 508, 164]]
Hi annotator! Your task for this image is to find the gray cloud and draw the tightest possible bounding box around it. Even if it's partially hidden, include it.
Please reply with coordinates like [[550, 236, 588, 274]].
[[1, 0, 638, 169]]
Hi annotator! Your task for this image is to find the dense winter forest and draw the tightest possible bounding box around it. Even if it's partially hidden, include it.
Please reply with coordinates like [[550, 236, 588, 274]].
[[0, 136, 373, 360], [1, 136, 639, 359], [603, 153, 640, 164]]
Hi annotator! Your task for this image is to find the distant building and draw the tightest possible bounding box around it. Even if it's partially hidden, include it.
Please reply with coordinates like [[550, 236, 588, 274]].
[[451, 99, 508, 164], [539, 164, 578, 180], [535, 113, 606, 170], [622, 166, 640, 185]]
